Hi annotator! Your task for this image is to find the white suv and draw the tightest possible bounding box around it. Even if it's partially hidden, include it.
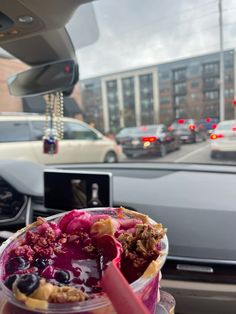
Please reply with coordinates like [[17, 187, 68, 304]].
[[0, 114, 120, 164]]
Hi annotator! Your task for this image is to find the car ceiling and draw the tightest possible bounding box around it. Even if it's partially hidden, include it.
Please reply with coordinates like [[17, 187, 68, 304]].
[[0, 0, 92, 65]]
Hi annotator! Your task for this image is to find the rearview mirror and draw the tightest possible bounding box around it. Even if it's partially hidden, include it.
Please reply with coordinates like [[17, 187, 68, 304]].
[[8, 59, 79, 97]]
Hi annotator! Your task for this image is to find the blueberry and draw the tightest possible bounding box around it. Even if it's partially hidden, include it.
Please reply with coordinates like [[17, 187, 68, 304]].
[[5, 257, 29, 274], [55, 270, 70, 284], [16, 274, 40, 296], [33, 258, 48, 269], [4, 274, 19, 290]]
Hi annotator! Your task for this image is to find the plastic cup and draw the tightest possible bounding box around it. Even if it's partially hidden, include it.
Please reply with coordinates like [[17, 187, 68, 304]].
[[159, 290, 176, 314], [0, 208, 168, 314]]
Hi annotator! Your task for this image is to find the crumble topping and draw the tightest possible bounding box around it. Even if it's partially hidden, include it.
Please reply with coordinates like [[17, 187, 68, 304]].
[[118, 223, 166, 268]]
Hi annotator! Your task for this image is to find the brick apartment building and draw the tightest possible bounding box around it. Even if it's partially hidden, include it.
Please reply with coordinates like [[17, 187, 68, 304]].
[[80, 49, 236, 133]]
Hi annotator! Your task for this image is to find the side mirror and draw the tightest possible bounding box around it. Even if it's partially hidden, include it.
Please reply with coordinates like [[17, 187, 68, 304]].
[[8, 59, 78, 97]]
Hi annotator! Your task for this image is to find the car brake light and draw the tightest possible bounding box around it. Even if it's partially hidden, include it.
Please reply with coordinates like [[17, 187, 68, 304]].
[[142, 136, 157, 142], [189, 124, 196, 130], [232, 126, 236, 131], [178, 119, 185, 124], [211, 124, 217, 129], [205, 118, 211, 123], [210, 134, 224, 140]]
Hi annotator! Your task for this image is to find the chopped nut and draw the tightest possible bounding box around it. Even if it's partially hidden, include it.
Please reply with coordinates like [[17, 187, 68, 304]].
[[118, 221, 165, 269], [49, 286, 88, 303]]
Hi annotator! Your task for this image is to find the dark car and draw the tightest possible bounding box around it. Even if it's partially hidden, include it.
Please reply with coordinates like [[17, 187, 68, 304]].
[[199, 117, 219, 134], [170, 119, 208, 143], [116, 124, 181, 158]]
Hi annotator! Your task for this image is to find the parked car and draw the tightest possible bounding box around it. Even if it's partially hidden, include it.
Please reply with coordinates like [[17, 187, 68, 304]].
[[210, 120, 236, 159], [0, 114, 120, 164], [170, 119, 208, 143], [116, 124, 181, 158]]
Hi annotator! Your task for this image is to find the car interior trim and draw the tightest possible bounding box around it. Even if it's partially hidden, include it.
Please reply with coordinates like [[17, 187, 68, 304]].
[[176, 264, 214, 273], [0, 195, 28, 225], [168, 255, 236, 266]]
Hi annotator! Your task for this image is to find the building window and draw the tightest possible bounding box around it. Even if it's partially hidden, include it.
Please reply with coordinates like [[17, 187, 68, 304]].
[[225, 89, 234, 98], [84, 83, 94, 89], [225, 74, 234, 83], [174, 95, 186, 106], [174, 82, 186, 94], [122, 77, 136, 127], [173, 68, 186, 81], [189, 64, 200, 76], [160, 97, 170, 105], [203, 62, 219, 76], [159, 70, 170, 80], [224, 53, 234, 68], [204, 91, 219, 100], [159, 82, 170, 93], [191, 81, 199, 88], [204, 77, 217, 89], [191, 93, 198, 101], [139, 73, 154, 124]]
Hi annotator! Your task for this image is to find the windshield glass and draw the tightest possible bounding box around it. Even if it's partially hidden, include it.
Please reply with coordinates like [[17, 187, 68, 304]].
[[133, 126, 159, 134], [1, 0, 236, 165]]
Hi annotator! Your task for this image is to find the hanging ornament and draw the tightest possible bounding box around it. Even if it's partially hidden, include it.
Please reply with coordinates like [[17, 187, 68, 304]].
[[43, 92, 64, 155]]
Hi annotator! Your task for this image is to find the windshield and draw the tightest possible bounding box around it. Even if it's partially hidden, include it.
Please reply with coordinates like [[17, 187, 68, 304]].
[[133, 126, 159, 134], [1, 0, 236, 165]]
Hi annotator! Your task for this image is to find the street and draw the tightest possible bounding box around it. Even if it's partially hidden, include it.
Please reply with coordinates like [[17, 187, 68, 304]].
[[120, 140, 236, 165]]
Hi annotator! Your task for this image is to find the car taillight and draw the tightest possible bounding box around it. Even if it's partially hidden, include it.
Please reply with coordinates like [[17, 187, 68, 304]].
[[211, 124, 217, 129], [178, 119, 185, 124], [210, 134, 224, 140], [189, 124, 196, 131], [232, 126, 236, 131], [142, 136, 157, 142]]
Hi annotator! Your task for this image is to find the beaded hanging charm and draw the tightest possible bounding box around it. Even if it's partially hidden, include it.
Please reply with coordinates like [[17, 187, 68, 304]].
[[43, 92, 64, 155]]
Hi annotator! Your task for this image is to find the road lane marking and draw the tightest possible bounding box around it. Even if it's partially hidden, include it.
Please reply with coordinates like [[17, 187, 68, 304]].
[[174, 143, 210, 162]]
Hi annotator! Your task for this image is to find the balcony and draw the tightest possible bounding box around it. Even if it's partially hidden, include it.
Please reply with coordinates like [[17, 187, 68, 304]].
[[172, 87, 187, 95], [202, 83, 219, 92], [173, 74, 186, 82], [202, 70, 219, 78]]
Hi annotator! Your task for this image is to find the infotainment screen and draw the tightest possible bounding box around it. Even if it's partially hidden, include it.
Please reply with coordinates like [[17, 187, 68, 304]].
[[44, 169, 112, 210]]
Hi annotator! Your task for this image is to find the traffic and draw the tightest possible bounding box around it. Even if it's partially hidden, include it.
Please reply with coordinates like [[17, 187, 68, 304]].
[[113, 118, 236, 164]]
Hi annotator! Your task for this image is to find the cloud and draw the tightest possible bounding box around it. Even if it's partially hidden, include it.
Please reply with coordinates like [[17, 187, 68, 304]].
[[75, 0, 236, 79]]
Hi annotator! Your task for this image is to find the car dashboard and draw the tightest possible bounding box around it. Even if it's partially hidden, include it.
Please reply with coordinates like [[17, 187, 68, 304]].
[[1, 160, 236, 288]]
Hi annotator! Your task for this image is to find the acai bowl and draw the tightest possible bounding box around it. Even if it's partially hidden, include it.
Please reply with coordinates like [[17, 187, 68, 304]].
[[0, 207, 168, 314]]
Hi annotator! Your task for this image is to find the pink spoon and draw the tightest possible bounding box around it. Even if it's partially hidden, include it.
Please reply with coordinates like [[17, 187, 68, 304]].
[[96, 234, 150, 314]]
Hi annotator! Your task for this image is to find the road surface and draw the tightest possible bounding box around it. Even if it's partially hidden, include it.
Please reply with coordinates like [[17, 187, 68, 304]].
[[120, 140, 236, 165]]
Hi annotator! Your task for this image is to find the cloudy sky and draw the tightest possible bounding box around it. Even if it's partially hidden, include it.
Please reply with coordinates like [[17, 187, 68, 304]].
[[71, 0, 236, 79]]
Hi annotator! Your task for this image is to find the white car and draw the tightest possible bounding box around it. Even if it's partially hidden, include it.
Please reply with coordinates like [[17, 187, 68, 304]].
[[210, 120, 236, 158], [0, 114, 120, 164]]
